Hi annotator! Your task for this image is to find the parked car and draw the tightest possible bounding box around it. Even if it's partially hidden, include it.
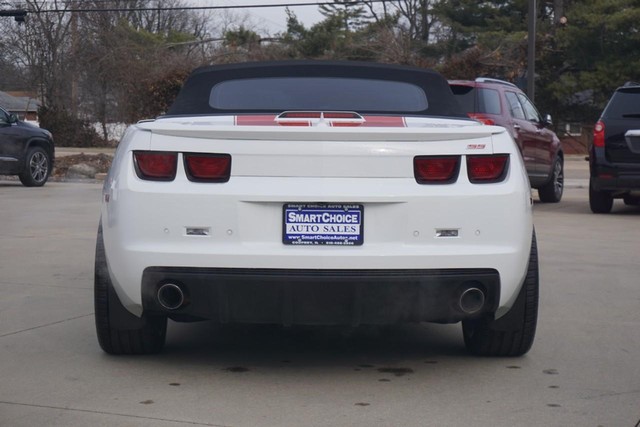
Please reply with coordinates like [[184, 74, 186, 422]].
[[589, 82, 640, 213], [449, 78, 564, 203], [96, 61, 538, 357], [0, 106, 54, 186]]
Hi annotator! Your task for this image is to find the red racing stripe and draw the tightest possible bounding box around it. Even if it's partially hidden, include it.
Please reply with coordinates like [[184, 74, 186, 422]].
[[236, 115, 278, 126], [360, 116, 407, 127]]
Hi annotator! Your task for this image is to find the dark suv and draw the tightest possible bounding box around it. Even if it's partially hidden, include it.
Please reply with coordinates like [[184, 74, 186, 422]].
[[450, 78, 564, 203], [0, 106, 54, 186], [589, 82, 640, 213]]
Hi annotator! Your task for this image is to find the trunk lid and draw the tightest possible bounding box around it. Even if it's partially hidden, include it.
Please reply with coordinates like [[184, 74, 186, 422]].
[[138, 116, 504, 178]]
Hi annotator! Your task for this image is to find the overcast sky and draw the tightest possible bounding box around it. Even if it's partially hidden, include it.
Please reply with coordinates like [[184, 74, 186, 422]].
[[196, 0, 326, 34]]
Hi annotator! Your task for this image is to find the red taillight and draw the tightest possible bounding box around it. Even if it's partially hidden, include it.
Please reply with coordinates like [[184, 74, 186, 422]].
[[414, 156, 460, 184], [184, 153, 231, 182], [593, 120, 605, 147], [468, 113, 496, 125], [467, 154, 509, 183], [134, 151, 177, 181]]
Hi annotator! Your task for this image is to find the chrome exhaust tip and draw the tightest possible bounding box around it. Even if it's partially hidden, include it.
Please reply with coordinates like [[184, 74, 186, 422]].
[[157, 283, 186, 310], [459, 287, 486, 315]]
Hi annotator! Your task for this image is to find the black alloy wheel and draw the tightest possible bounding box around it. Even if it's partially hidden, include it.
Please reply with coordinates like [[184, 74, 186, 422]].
[[19, 146, 50, 187], [538, 157, 564, 203]]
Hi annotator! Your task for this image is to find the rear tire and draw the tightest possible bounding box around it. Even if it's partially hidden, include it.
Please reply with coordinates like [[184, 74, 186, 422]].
[[538, 157, 563, 203], [19, 146, 50, 187], [589, 180, 613, 213], [95, 222, 167, 354], [462, 232, 538, 357]]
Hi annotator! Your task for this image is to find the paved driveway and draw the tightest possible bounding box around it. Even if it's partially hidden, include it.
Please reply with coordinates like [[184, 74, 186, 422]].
[[0, 178, 638, 427]]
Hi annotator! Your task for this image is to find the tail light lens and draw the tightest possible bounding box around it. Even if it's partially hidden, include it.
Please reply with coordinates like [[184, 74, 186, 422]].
[[468, 113, 496, 125], [184, 153, 231, 182], [593, 120, 605, 147], [414, 156, 460, 184], [134, 151, 177, 181], [467, 154, 509, 183]]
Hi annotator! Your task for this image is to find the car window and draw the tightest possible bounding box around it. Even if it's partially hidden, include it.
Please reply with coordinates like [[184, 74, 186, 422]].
[[505, 91, 526, 119], [210, 77, 429, 112], [0, 108, 9, 125], [449, 86, 501, 115], [603, 88, 640, 119], [477, 88, 501, 115], [449, 85, 475, 113], [516, 93, 541, 122]]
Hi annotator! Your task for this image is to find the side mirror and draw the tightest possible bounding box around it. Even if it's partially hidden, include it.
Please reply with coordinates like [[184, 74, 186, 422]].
[[543, 114, 553, 127], [8, 113, 18, 124]]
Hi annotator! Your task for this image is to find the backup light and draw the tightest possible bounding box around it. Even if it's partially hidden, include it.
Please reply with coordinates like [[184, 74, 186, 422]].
[[467, 154, 509, 183], [133, 151, 177, 181], [414, 156, 460, 184]]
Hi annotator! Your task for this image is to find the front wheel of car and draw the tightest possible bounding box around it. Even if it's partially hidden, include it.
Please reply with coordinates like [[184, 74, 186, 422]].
[[589, 180, 613, 213], [462, 232, 538, 357], [95, 222, 167, 355], [19, 146, 51, 187], [538, 157, 563, 203]]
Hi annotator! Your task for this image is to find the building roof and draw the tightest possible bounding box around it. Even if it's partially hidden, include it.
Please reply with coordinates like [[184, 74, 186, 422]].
[[0, 91, 40, 112]]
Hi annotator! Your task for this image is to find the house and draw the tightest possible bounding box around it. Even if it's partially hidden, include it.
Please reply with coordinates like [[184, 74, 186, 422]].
[[0, 91, 41, 123]]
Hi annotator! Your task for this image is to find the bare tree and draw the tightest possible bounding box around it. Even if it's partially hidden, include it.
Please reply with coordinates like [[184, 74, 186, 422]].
[[360, 0, 440, 43], [2, 0, 74, 108], [0, 0, 214, 137]]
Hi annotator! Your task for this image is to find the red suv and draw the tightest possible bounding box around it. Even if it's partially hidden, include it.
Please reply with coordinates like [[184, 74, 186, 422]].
[[450, 78, 564, 203]]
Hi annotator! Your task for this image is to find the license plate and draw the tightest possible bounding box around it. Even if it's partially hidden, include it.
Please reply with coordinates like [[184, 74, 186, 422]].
[[283, 203, 364, 246]]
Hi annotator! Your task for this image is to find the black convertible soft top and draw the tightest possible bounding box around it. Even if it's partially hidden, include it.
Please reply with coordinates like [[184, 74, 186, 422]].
[[166, 60, 464, 118]]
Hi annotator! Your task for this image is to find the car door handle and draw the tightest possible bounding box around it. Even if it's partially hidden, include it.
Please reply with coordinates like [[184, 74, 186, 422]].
[[513, 124, 521, 131]]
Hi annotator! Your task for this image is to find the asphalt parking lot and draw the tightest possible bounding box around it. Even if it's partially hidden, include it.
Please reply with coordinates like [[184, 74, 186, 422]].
[[1, 159, 639, 427]]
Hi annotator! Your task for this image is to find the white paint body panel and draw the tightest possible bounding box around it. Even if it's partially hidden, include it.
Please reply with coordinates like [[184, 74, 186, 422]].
[[102, 117, 533, 318]]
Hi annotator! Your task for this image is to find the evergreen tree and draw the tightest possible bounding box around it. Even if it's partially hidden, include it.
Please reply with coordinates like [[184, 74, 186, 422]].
[[539, 0, 640, 123], [319, 0, 369, 32]]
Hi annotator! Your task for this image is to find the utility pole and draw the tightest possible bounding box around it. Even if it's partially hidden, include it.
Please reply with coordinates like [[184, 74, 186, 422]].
[[527, 0, 536, 101], [71, 2, 79, 117]]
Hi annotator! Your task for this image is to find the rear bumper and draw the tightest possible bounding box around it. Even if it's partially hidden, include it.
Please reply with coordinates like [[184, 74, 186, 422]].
[[591, 175, 640, 192], [141, 267, 500, 325], [590, 147, 640, 192]]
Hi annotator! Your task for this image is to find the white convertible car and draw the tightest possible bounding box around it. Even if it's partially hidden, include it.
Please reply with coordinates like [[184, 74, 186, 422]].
[[95, 61, 538, 356]]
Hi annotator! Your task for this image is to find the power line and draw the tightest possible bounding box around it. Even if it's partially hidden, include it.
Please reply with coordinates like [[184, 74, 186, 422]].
[[21, 0, 387, 14], [0, 8, 26, 21]]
